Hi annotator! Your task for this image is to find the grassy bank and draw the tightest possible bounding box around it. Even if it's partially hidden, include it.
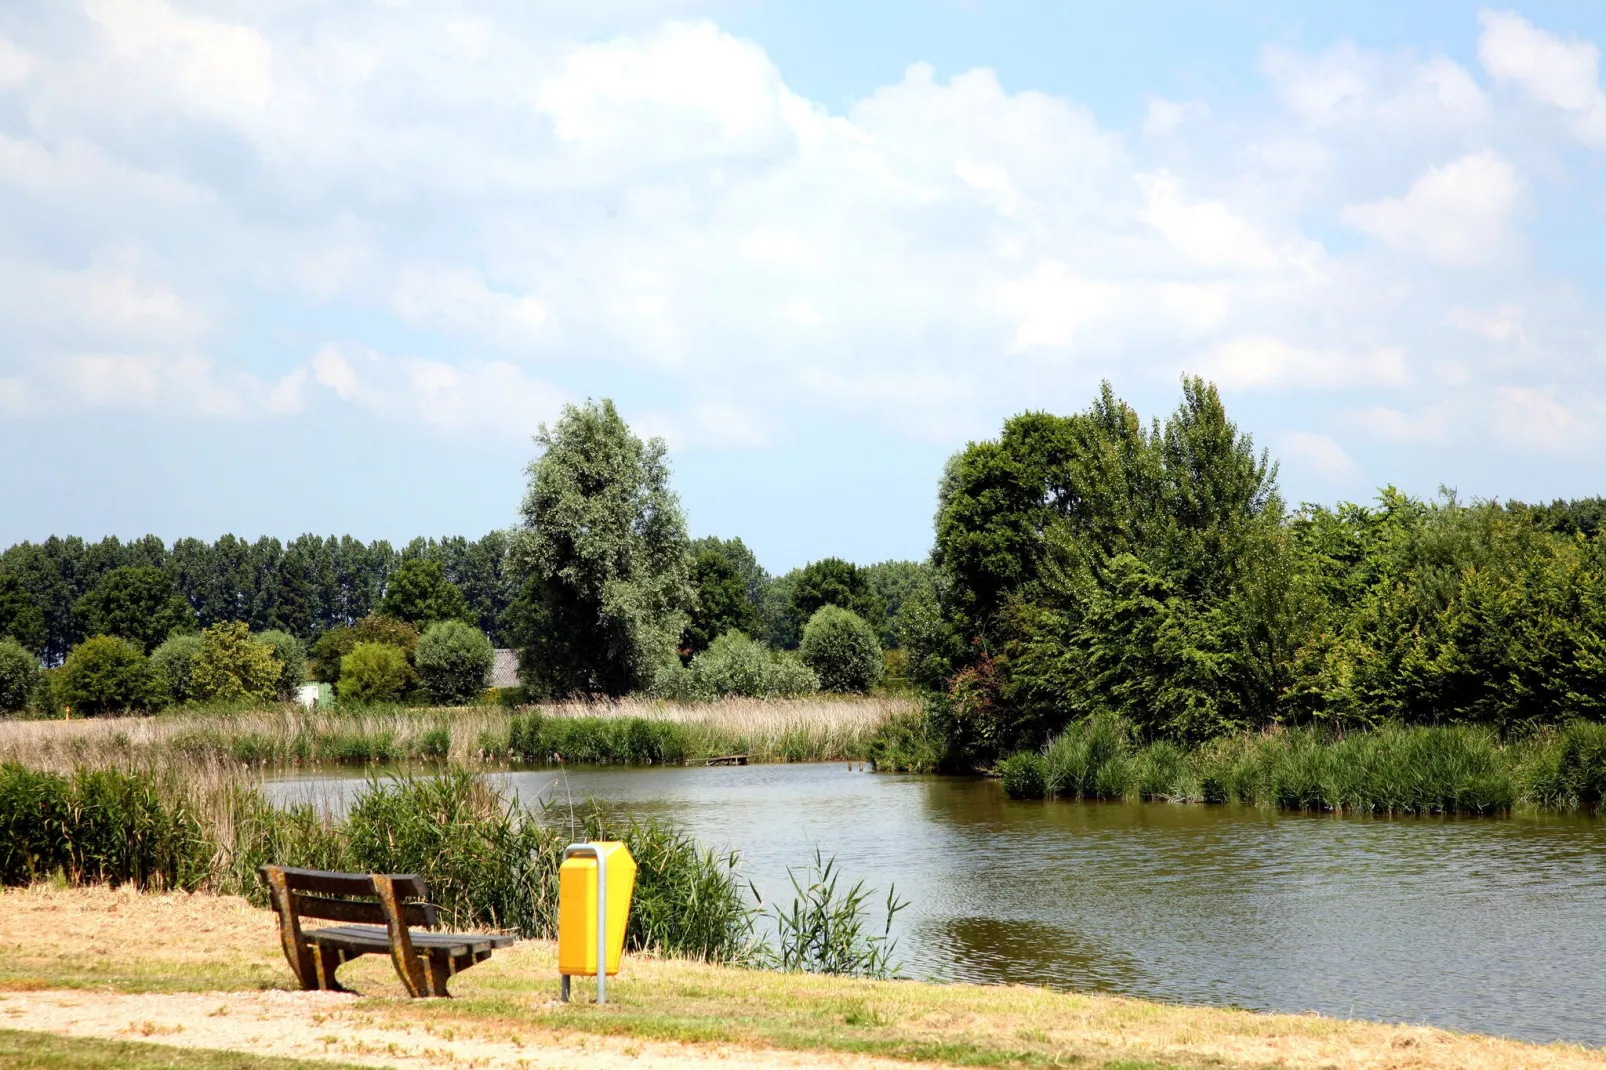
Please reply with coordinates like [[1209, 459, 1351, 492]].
[[0, 696, 910, 773], [988, 714, 1606, 814], [1, 885, 1600, 1070]]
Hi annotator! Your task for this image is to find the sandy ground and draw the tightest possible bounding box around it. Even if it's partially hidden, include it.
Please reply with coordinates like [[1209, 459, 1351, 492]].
[[0, 988, 912, 1070]]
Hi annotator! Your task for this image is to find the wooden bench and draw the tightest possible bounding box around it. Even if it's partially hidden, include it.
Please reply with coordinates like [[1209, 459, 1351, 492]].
[[260, 865, 514, 997]]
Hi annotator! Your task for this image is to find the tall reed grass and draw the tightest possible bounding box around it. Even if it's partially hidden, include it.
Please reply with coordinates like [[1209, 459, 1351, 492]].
[[997, 714, 1606, 815], [0, 696, 910, 774]]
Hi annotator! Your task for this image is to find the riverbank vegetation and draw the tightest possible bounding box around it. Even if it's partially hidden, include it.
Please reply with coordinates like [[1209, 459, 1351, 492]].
[[1, 885, 1598, 1070]]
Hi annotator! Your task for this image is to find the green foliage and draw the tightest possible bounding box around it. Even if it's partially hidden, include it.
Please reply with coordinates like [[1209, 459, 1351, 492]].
[[866, 706, 950, 773], [799, 606, 883, 693], [57, 635, 166, 714], [309, 614, 419, 684], [338, 642, 412, 703], [150, 633, 205, 704], [997, 751, 1047, 799], [0, 571, 45, 654], [380, 558, 475, 628], [764, 849, 905, 978], [190, 622, 282, 704], [415, 620, 494, 705], [506, 399, 692, 697], [654, 630, 818, 701], [254, 629, 307, 698], [72, 565, 195, 654], [862, 560, 937, 648], [0, 639, 40, 713], [792, 558, 886, 637], [505, 711, 690, 765], [684, 549, 761, 655], [0, 764, 205, 888]]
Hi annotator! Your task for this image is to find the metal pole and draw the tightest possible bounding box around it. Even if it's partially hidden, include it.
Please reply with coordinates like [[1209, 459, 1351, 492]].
[[562, 844, 610, 1005]]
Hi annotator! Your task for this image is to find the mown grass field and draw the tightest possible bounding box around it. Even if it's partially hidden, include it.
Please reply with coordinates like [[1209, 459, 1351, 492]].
[[0, 885, 1600, 1070]]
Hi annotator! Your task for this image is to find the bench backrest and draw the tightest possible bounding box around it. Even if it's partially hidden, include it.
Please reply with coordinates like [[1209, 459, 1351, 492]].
[[262, 865, 439, 929]]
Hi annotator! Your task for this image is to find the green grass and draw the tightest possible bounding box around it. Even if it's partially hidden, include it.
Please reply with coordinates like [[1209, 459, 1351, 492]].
[[0, 1030, 374, 1070], [995, 714, 1606, 815]]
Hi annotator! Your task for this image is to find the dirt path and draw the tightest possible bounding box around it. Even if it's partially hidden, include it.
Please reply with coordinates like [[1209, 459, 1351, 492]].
[[0, 988, 913, 1070]]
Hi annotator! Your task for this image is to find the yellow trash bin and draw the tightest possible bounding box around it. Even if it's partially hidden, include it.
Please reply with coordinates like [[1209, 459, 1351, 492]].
[[558, 841, 636, 1002]]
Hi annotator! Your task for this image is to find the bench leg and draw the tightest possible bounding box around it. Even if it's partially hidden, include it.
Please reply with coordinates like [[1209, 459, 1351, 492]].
[[310, 945, 348, 993], [425, 951, 453, 997]]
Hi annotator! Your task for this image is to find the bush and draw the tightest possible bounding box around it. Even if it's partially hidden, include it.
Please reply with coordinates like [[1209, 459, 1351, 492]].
[[0, 764, 205, 889], [339, 642, 412, 703], [998, 751, 1048, 799], [655, 631, 818, 701], [150, 633, 205, 704], [310, 615, 419, 685], [379, 559, 474, 628], [0, 639, 39, 714], [799, 606, 883, 693], [415, 621, 494, 705], [254, 629, 307, 699], [56, 635, 166, 715], [190, 622, 283, 704]]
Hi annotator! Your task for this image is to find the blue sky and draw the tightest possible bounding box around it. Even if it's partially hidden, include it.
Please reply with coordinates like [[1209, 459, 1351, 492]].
[[4, 2, 1606, 572]]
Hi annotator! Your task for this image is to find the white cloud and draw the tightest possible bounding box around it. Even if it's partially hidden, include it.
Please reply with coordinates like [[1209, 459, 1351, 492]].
[[1201, 336, 1408, 390], [1278, 431, 1359, 478], [1445, 303, 1523, 342], [0, 377, 37, 414], [310, 344, 363, 402], [1142, 96, 1209, 137], [1137, 171, 1283, 271], [1261, 41, 1486, 128], [1491, 385, 1593, 453], [1350, 404, 1452, 444], [1479, 10, 1606, 146], [393, 267, 550, 350], [0, 38, 32, 88], [1341, 151, 1520, 267], [83, 0, 273, 123]]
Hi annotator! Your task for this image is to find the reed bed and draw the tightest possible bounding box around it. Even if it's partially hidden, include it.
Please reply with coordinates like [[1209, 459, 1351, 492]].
[[993, 713, 1606, 815], [0, 696, 912, 774]]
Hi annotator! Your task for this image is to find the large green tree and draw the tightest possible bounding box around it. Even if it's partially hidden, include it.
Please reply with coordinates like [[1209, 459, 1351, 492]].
[[683, 548, 761, 655], [73, 566, 196, 654], [506, 399, 692, 697], [380, 558, 474, 628], [0, 573, 45, 654]]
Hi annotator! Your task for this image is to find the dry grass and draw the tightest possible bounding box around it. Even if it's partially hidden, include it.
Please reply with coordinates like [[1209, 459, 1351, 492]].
[[1, 885, 1600, 1070], [0, 697, 912, 774]]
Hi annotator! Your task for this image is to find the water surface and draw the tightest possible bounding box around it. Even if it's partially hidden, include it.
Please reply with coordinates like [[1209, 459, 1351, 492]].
[[268, 762, 1606, 1047]]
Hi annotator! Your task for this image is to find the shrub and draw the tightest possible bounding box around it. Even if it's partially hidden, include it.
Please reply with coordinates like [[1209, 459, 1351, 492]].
[[0, 639, 39, 714], [190, 622, 283, 704], [150, 633, 205, 704], [998, 751, 1048, 799], [339, 642, 412, 703], [56, 635, 166, 715], [764, 848, 904, 978], [415, 621, 495, 705], [799, 606, 883, 693], [310, 615, 419, 685], [254, 629, 307, 699], [655, 631, 818, 701]]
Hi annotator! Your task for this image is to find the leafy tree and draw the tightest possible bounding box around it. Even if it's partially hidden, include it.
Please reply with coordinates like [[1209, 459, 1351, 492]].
[[73, 566, 195, 654], [255, 629, 308, 699], [339, 642, 411, 703], [655, 630, 817, 700], [0, 573, 45, 654], [692, 536, 770, 605], [0, 639, 39, 713], [269, 549, 316, 639], [759, 570, 802, 649], [150, 633, 205, 705], [309, 614, 419, 685], [799, 606, 883, 693], [792, 558, 886, 637], [189, 622, 282, 704], [684, 549, 761, 655], [380, 558, 474, 628], [506, 399, 692, 697], [56, 635, 166, 714], [863, 560, 936, 648], [415, 620, 494, 705]]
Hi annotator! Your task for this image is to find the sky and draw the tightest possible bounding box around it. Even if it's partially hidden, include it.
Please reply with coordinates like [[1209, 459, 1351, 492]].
[[3, 2, 1606, 572]]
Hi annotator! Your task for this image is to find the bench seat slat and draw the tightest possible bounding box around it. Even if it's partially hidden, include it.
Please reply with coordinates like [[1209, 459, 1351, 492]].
[[294, 895, 436, 928], [306, 924, 515, 954]]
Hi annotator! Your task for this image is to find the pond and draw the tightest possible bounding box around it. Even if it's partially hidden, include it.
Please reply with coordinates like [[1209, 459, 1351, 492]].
[[267, 762, 1606, 1047]]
